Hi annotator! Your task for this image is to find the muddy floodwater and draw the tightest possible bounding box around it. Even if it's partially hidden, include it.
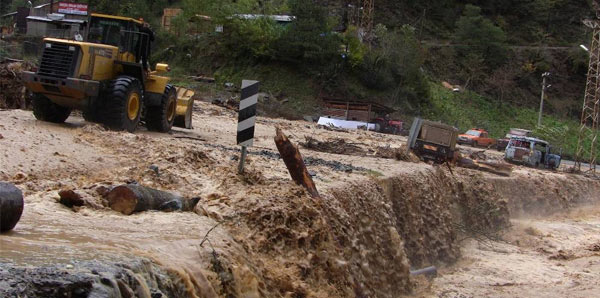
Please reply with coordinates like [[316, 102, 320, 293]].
[[2, 105, 600, 297]]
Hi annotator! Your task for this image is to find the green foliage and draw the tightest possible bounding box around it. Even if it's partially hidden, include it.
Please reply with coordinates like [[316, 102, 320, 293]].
[[276, 0, 340, 65], [455, 4, 508, 68], [342, 26, 367, 68], [567, 47, 589, 76], [359, 24, 429, 107], [426, 82, 594, 160], [7, 0, 27, 12], [221, 17, 285, 60]]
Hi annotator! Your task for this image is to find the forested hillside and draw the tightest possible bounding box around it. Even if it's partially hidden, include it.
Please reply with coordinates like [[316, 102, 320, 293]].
[[2, 0, 597, 157]]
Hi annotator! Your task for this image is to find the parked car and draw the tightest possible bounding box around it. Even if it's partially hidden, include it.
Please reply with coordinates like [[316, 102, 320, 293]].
[[407, 117, 459, 163], [457, 128, 496, 147], [496, 128, 532, 151], [504, 136, 561, 169]]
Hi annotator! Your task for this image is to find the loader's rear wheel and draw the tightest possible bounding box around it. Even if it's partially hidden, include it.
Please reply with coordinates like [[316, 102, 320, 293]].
[[32, 93, 71, 123], [146, 85, 176, 132], [174, 97, 194, 129], [102, 76, 142, 133]]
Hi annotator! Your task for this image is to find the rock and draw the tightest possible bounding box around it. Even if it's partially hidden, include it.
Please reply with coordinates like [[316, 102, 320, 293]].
[[303, 116, 315, 123], [0, 182, 24, 232], [95, 186, 110, 197], [58, 189, 85, 208], [148, 165, 160, 176]]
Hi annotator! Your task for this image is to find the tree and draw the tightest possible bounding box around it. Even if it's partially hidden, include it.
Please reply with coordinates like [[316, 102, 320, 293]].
[[360, 24, 429, 107], [485, 64, 518, 106], [277, 0, 339, 65], [455, 4, 508, 67]]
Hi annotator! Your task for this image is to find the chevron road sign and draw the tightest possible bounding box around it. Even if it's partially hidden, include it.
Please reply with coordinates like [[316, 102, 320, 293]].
[[237, 80, 259, 173]]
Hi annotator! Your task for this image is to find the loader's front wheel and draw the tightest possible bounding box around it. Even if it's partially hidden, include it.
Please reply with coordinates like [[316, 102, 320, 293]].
[[102, 76, 142, 133], [146, 84, 176, 132], [32, 93, 71, 123]]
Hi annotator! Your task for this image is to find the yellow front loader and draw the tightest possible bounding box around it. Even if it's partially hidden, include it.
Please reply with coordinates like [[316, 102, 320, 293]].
[[22, 13, 194, 132]]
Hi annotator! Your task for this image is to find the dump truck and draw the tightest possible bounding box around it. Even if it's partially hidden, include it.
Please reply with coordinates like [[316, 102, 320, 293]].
[[22, 13, 194, 132], [407, 117, 459, 163]]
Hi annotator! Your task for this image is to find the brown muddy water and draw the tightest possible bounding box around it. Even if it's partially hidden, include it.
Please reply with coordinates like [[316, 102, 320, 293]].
[[2, 108, 600, 297]]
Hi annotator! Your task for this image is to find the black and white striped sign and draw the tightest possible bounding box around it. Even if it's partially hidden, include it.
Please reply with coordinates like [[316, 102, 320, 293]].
[[237, 80, 259, 147]]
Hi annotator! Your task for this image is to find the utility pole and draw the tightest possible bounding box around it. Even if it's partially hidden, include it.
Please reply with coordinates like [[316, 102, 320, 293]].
[[537, 72, 550, 127]]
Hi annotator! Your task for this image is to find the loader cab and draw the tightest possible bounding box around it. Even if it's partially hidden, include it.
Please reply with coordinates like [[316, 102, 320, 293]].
[[86, 13, 148, 64]]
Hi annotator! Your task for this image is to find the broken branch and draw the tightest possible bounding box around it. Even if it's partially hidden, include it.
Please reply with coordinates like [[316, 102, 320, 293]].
[[274, 128, 320, 198]]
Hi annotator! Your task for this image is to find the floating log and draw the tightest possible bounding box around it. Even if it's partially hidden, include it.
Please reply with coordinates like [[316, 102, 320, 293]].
[[107, 184, 200, 215], [0, 182, 24, 232], [274, 128, 320, 198]]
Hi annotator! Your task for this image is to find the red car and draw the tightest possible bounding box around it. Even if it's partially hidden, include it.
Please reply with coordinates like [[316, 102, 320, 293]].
[[457, 128, 496, 147]]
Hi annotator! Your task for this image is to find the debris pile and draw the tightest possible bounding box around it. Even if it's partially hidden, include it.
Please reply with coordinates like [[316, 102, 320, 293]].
[[211, 97, 238, 111], [301, 136, 365, 156], [468, 150, 488, 160], [0, 61, 32, 109], [456, 152, 513, 177], [302, 136, 420, 163], [374, 145, 419, 162]]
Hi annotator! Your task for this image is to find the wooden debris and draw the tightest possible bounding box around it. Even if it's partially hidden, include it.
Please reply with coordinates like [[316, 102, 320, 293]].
[[58, 189, 85, 208], [374, 145, 419, 162], [211, 98, 238, 111], [274, 128, 320, 198], [0, 61, 33, 109], [95, 186, 110, 197], [301, 136, 364, 156], [186, 75, 216, 83], [457, 158, 513, 176], [106, 184, 200, 215], [0, 182, 23, 232]]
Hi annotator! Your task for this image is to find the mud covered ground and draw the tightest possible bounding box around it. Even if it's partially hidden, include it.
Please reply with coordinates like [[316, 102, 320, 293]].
[[1, 101, 600, 297]]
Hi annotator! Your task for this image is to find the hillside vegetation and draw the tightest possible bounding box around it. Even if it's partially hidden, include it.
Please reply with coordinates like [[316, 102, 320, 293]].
[[2, 0, 597, 159]]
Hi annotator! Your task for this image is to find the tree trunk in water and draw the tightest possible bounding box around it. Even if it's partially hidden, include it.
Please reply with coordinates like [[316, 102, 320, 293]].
[[107, 184, 199, 215], [274, 128, 320, 198], [0, 182, 24, 233]]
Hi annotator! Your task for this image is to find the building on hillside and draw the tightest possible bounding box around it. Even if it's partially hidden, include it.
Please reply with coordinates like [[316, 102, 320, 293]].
[[231, 14, 295, 25], [322, 99, 394, 122], [26, 1, 88, 38], [161, 9, 295, 36], [161, 8, 182, 33]]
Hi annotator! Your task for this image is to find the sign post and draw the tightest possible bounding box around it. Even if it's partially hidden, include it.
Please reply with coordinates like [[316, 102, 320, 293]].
[[237, 80, 259, 173]]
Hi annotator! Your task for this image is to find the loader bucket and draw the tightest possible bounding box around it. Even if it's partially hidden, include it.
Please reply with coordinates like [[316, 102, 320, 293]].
[[174, 87, 195, 129]]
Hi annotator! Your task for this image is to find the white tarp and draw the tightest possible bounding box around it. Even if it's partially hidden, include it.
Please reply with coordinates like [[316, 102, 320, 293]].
[[317, 117, 376, 131]]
